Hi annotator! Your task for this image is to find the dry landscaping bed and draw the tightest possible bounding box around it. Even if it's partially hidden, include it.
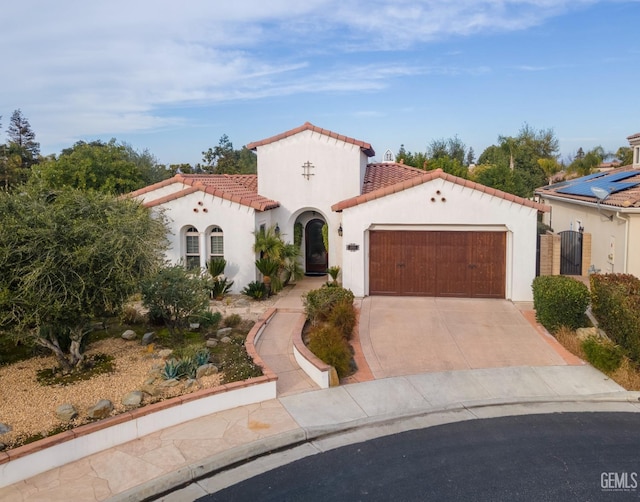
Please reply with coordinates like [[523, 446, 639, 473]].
[[0, 294, 280, 450]]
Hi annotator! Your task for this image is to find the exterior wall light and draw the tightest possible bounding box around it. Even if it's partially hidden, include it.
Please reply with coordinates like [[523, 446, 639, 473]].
[[275, 223, 280, 236], [338, 224, 343, 236]]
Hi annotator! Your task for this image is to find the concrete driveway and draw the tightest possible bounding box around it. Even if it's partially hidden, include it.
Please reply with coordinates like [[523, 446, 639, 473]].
[[359, 296, 570, 379]]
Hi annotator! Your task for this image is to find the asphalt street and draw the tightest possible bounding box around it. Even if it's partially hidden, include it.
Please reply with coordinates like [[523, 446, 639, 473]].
[[199, 412, 640, 502]]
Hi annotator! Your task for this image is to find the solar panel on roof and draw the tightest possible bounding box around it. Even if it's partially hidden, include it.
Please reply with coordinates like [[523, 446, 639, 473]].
[[601, 171, 639, 183], [558, 180, 640, 197]]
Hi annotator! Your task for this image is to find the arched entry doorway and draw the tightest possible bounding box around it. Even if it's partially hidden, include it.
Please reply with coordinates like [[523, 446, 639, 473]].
[[305, 218, 328, 275]]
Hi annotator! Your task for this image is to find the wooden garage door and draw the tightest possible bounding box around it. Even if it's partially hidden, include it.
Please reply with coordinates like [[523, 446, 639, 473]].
[[369, 230, 506, 298]]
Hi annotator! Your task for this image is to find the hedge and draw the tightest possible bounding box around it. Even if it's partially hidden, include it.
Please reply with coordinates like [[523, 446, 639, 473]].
[[532, 275, 590, 333], [590, 274, 640, 362]]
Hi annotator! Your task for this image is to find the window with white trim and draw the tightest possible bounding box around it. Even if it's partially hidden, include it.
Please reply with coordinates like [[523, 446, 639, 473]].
[[209, 226, 224, 260], [185, 227, 200, 269]]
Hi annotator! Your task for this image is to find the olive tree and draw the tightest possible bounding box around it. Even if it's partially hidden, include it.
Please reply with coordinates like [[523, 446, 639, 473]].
[[0, 186, 168, 371]]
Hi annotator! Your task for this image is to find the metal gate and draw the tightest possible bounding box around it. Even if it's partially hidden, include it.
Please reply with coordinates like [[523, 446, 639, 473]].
[[559, 230, 583, 275]]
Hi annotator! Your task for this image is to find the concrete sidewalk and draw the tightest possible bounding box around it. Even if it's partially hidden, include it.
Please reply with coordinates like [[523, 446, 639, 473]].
[[2, 279, 640, 501]]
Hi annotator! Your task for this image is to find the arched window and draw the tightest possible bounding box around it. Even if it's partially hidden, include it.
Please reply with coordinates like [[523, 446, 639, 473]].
[[209, 226, 224, 260], [185, 226, 200, 269]]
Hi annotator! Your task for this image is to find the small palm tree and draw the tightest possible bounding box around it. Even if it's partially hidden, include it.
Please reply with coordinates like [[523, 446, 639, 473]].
[[255, 258, 279, 294], [253, 226, 284, 261]]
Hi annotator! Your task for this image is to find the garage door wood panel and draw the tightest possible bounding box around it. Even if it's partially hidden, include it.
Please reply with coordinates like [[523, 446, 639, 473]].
[[369, 230, 505, 298]]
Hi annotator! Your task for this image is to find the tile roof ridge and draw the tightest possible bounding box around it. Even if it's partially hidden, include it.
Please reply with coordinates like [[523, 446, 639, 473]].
[[333, 168, 547, 212], [246, 122, 375, 156]]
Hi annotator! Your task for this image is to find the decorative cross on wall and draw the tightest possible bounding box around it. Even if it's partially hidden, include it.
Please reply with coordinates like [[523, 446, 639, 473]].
[[301, 161, 315, 180]]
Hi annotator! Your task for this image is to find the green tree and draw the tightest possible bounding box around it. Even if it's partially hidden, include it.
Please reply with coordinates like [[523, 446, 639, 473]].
[[478, 124, 558, 197], [7, 109, 40, 171], [568, 146, 605, 176], [141, 264, 210, 336], [615, 146, 633, 166], [32, 139, 162, 194], [537, 157, 562, 185], [0, 186, 168, 371], [202, 135, 257, 174]]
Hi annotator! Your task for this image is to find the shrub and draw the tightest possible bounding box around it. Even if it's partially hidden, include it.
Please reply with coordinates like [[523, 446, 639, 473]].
[[590, 274, 640, 362], [141, 264, 210, 336], [199, 311, 222, 330], [582, 337, 623, 373], [224, 314, 242, 328], [120, 306, 145, 325], [303, 285, 355, 326], [210, 277, 234, 300], [242, 281, 267, 300], [327, 298, 357, 339], [308, 325, 352, 378], [532, 275, 590, 333]]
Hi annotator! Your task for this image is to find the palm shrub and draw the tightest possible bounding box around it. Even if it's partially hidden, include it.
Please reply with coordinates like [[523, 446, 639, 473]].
[[207, 258, 233, 300], [255, 258, 279, 294], [531, 275, 590, 333], [327, 265, 341, 284], [242, 281, 267, 300]]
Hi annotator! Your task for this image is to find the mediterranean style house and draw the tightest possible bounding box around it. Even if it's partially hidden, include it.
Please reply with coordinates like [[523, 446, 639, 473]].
[[535, 133, 640, 278], [131, 122, 548, 301]]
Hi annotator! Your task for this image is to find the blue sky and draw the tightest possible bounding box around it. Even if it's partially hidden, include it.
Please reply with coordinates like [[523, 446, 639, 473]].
[[2, 0, 639, 166]]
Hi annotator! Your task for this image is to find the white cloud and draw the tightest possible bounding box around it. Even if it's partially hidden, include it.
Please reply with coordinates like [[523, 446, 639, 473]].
[[0, 0, 616, 150]]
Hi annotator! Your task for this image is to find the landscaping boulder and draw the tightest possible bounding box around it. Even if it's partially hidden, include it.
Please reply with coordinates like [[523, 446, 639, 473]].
[[220, 336, 232, 344], [206, 339, 218, 348], [121, 329, 137, 341], [87, 399, 114, 419], [158, 349, 173, 359], [576, 327, 605, 341], [196, 363, 219, 379], [56, 404, 78, 422], [0, 423, 11, 435], [183, 379, 200, 391], [122, 391, 143, 407], [159, 378, 180, 388], [216, 327, 233, 338], [141, 384, 160, 397], [141, 332, 156, 345]]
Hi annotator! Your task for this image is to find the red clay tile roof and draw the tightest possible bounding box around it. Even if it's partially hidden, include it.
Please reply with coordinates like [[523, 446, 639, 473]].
[[362, 162, 427, 194], [332, 165, 549, 212], [535, 165, 640, 209], [128, 174, 280, 211], [627, 132, 640, 141], [246, 122, 375, 157]]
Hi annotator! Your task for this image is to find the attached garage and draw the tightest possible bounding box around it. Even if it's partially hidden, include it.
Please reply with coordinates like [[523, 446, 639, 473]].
[[369, 230, 506, 298]]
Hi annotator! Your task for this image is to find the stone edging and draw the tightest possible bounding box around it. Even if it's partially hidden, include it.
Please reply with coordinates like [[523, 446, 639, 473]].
[[0, 310, 280, 488]]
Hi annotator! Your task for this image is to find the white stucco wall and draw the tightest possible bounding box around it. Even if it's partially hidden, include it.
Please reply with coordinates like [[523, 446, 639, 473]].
[[542, 197, 640, 277], [254, 130, 370, 270], [339, 178, 540, 302], [146, 191, 260, 292]]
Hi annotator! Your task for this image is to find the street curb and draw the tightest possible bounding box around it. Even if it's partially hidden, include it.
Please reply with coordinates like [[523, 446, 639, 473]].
[[109, 393, 640, 502]]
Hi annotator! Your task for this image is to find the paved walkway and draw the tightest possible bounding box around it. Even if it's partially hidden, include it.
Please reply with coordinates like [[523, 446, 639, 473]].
[[1, 279, 639, 502]]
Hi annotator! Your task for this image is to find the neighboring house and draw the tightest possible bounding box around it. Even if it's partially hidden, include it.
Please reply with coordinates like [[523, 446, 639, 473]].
[[535, 133, 640, 278], [131, 122, 548, 301]]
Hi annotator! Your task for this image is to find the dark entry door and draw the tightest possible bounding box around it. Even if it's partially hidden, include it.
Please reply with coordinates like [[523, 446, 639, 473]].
[[559, 230, 583, 275], [305, 219, 328, 274]]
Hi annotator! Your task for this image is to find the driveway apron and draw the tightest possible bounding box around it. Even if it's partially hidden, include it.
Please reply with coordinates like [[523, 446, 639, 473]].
[[360, 296, 568, 379]]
